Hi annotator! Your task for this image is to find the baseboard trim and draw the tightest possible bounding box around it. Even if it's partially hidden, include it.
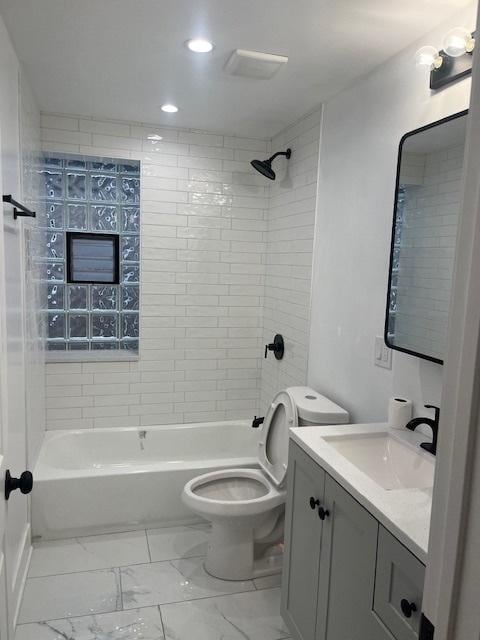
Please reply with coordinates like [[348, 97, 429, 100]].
[[11, 523, 32, 630]]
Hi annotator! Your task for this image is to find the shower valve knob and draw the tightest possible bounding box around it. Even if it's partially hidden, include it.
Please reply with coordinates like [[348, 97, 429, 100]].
[[264, 334, 284, 360], [5, 469, 33, 501]]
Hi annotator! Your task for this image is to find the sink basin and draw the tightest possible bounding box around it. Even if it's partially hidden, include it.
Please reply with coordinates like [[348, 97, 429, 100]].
[[323, 432, 435, 491]]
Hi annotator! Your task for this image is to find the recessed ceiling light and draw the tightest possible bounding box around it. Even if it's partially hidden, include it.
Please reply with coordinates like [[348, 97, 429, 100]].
[[186, 38, 214, 53], [147, 134, 163, 141], [161, 104, 179, 113]]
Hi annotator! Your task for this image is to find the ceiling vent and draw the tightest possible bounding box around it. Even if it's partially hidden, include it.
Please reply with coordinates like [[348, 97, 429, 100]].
[[225, 49, 288, 79]]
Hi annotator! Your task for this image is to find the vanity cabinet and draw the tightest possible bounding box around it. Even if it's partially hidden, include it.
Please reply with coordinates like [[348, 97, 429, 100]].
[[282, 440, 426, 640], [282, 441, 326, 640]]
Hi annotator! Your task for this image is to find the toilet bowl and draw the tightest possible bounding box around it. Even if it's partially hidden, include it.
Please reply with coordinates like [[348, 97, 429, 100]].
[[182, 386, 349, 580]]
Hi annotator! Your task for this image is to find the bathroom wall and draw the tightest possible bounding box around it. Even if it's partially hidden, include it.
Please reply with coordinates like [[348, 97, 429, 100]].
[[20, 75, 47, 466], [260, 109, 322, 411], [41, 117, 270, 428], [308, 4, 477, 422], [41, 108, 323, 428]]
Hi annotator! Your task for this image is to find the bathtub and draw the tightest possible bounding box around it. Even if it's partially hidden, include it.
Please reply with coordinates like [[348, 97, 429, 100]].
[[32, 420, 258, 540]]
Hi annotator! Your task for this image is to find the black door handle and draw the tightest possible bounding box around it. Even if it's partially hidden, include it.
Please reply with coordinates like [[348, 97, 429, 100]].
[[309, 497, 320, 510], [400, 599, 417, 619], [5, 470, 33, 500]]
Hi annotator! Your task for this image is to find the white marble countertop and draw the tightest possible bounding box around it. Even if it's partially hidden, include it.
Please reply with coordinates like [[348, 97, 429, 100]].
[[290, 423, 433, 564]]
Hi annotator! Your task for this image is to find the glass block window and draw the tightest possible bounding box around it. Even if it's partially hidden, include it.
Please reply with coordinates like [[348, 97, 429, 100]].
[[38, 154, 140, 354]]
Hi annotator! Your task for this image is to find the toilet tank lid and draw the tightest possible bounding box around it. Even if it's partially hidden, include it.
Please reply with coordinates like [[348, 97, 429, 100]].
[[286, 387, 349, 424]]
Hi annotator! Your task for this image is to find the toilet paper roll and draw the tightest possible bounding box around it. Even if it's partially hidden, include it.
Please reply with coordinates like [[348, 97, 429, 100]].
[[388, 397, 413, 430]]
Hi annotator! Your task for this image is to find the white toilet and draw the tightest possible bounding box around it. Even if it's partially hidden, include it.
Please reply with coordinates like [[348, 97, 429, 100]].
[[182, 386, 349, 581]]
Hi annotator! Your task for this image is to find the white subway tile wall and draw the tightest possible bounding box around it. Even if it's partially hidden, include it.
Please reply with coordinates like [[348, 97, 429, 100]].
[[41, 110, 321, 428], [21, 74, 47, 463], [260, 110, 322, 411]]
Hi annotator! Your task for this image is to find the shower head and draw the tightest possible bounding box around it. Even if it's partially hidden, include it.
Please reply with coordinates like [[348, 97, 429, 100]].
[[251, 158, 276, 180], [250, 148, 291, 180]]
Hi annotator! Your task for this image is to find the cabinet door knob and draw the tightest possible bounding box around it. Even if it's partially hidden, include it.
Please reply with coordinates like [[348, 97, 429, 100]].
[[400, 599, 417, 619], [309, 497, 320, 510], [318, 506, 330, 521]]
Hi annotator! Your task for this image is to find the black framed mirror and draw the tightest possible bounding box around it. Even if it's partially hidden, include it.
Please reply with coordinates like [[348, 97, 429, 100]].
[[385, 110, 468, 364]]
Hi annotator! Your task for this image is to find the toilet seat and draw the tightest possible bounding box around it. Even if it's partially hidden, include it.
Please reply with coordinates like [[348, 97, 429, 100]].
[[258, 390, 297, 488], [183, 467, 285, 518]]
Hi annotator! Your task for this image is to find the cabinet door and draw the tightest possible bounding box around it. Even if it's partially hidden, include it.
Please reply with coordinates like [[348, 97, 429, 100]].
[[316, 475, 381, 640], [282, 441, 326, 640], [374, 526, 425, 640]]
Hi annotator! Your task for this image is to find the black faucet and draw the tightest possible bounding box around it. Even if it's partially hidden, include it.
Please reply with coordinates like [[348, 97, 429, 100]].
[[251, 416, 264, 429], [405, 404, 440, 455]]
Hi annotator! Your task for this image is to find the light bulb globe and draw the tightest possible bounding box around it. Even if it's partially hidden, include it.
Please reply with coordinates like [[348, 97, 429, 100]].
[[415, 45, 440, 68], [443, 28, 471, 58]]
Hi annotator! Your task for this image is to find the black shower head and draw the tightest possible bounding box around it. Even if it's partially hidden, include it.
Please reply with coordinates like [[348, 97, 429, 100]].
[[251, 158, 276, 180], [250, 148, 291, 180]]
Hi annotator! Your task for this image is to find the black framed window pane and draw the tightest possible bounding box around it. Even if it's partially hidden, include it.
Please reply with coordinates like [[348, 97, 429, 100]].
[[67, 233, 119, 284]]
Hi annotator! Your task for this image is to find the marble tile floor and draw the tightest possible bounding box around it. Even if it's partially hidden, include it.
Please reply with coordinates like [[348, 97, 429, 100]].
[[16, 524, 291, 640]]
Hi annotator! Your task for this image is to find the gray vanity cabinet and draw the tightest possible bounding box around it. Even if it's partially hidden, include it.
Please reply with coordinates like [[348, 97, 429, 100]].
[[282, 441, 381, 640], [282, 440, 425, 640], [281, 441, 326, 640], [316, 474, 381, 640]]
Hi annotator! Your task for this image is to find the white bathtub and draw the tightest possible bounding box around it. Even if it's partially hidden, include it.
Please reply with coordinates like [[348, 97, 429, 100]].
[[32, 420, 258, 540]]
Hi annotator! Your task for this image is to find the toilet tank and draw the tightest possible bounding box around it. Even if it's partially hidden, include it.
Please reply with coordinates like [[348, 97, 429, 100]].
[[287, 386, 349, 426]]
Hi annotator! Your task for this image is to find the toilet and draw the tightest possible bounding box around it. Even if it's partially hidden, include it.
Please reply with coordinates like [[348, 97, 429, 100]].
[[182, 386, 349, 581]]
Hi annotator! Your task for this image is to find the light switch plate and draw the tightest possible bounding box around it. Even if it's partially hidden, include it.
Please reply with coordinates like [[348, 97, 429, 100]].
[[374, 336, 392, 370]]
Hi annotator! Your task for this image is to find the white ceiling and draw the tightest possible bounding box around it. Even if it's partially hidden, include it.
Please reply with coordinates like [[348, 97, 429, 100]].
[[0, 0, 472, 138]]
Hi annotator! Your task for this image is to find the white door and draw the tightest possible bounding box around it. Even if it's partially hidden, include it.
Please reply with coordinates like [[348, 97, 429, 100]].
[[422, 1, 480, 635], [0, 113, 31, 636], [0, 125, 11, 640]]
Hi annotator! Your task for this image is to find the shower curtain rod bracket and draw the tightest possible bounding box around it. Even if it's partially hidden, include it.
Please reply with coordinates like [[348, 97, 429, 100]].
[[2, 194, 36, 219]]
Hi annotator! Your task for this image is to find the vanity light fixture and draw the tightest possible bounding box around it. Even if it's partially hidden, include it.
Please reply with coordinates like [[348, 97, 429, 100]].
[[415, 28, 475, 90], [186, 38, 214, 53], [161, 103, 179, 113]]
